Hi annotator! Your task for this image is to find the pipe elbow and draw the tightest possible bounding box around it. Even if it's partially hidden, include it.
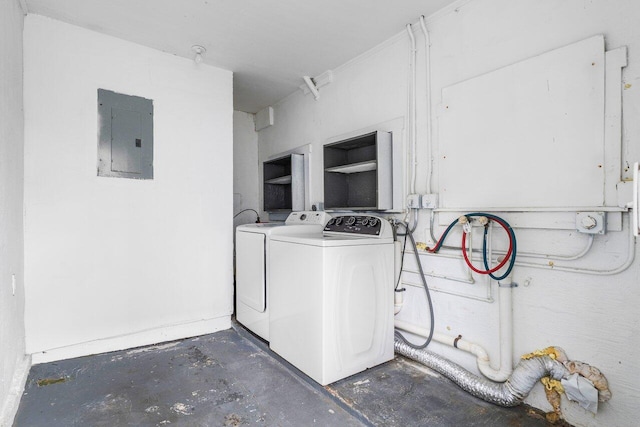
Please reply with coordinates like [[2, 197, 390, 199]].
[[469, 343, 489, 361], [479, 366, 511, 383]]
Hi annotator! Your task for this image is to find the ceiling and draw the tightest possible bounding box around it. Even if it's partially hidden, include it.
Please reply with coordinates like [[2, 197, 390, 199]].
[[24, 0, 457, 113]]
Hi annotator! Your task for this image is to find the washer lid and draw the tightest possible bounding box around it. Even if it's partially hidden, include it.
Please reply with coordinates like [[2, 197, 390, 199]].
[[270, 233, 394, 247], [236, 222, 285, 235], [236, 222, 327, 236]]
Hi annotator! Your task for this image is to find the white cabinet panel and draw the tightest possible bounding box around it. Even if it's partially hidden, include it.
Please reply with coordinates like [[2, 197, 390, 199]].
[[439, 36, 605, 210]]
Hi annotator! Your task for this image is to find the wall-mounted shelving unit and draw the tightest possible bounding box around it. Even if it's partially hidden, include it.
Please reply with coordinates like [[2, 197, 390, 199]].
[[323, 131, 392, 211], [263, 154, 304, 213]]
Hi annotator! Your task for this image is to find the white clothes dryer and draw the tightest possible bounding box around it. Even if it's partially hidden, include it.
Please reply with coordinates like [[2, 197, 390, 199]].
[[268, 214, 395, 385], [235, 211, 331, 341]]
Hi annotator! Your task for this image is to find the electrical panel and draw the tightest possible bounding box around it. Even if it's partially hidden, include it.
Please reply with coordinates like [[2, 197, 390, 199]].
[[98, 89, 153, 179]]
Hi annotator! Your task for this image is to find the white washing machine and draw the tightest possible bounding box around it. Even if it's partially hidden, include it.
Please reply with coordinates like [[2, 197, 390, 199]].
[[235, 211, 331, 341], [269, 214, 395, 385]]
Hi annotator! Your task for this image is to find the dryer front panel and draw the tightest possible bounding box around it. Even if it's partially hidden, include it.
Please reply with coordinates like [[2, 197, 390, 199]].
[[236, 231, 266, 312]]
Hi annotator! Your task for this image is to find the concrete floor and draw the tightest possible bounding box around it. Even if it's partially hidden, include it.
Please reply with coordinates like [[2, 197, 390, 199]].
[[14, 325, 555, 426]]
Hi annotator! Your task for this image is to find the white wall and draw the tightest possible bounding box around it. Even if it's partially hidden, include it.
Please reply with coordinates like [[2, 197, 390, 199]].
[[233, 111, 260, 228], [257, 1, 640, 426], [0, 0, 30, 425], [23, 15, 234, 363]]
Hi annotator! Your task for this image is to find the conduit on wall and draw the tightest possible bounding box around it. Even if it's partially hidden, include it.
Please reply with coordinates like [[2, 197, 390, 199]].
[[405, 23, 417, 195], [514, 213, 636, 275], [427, 210, 636, 275], [419, 15, 434, 194]]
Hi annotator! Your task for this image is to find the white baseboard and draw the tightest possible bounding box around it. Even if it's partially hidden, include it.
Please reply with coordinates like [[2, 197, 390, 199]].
[[31, 315, 231, 365], [0, 354, 32, 427]]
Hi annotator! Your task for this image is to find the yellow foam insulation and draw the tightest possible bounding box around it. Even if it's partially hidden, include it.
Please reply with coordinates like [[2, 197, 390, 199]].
[[521, 346, 563, 361], [541, 377, 564, 393], [541, 377, 564, 423], [415, 242, 428, 251]]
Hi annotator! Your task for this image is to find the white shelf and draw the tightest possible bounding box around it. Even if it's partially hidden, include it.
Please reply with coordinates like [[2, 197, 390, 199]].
[[265, 175, 292, 185], [325, 160, 377, 174]]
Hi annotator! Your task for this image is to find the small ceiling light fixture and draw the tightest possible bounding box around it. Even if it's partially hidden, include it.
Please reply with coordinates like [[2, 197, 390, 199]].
[[191, 45, 206, 64]]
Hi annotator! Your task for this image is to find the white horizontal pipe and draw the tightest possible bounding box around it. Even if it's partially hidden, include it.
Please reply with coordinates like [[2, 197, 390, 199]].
[[395, 319, 511, 381], [401, 266, 475, 284], [395, 280, 514, 382], [401, 279, 493, 303], [514, 216, 635, 275], [395, 320, 488, 369]]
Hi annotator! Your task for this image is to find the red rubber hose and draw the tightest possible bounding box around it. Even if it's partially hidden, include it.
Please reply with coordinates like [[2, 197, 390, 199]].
[[461, 217, 513, 275]]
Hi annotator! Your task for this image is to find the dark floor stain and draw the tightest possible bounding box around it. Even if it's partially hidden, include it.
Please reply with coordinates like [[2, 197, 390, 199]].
[[224, 412, 246, 426], [188, 345, 217, 367], [215, 391, 244, 406], [36, 377, 67, 386]]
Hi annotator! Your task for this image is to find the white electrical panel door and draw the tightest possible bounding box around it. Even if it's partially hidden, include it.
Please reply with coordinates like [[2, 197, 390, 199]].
[[439, 36, 605, 210], [98, 89, 153, 179]]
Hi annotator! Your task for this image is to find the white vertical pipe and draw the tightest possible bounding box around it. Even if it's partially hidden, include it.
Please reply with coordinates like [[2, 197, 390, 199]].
[[419, 16, 433, 194], [406, 24, 417, 194], [495, 276, 514, 381]]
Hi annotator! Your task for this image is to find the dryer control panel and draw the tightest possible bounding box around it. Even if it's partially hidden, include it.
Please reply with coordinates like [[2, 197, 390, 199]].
[[285, 211, 332, 226], [324, 215, 387, 236]]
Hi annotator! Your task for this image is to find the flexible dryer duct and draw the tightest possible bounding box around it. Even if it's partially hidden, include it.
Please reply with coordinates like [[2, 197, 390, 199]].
[[395, 340, 570, 407]]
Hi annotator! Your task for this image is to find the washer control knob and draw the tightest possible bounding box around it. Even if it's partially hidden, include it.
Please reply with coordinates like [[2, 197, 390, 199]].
[[346, 216, 356, 226], [327, 218, 335, 226], [361, 217, 369, 226], [368, 217, 379, 227], [335, 217, 343, 226]]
